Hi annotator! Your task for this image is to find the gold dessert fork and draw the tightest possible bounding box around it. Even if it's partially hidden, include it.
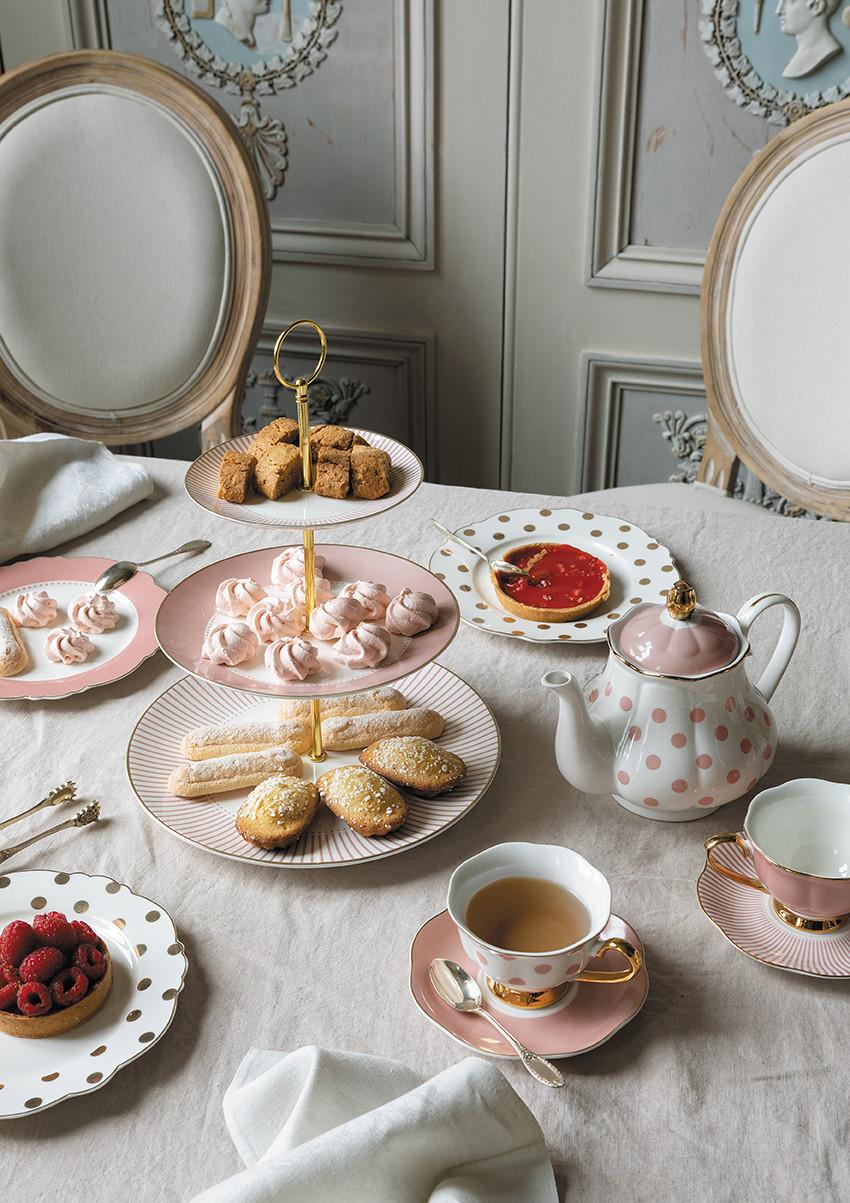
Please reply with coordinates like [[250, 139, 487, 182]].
[[0, 802, 101, 866], [0, 781, 77, 833]]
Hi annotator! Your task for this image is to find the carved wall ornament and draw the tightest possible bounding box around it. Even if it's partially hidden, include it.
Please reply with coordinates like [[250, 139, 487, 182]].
[[701, 0, 850, 125], [153, 0, 342, 197], [242, 368, 370, 433]]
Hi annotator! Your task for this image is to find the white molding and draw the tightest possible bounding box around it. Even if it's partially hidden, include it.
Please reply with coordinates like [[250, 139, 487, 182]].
[[256, 322, 435, 474], [579, 354, 705, 490], [587, 0, 704, 296], [499, 0, 522, 489], [75, 0, 434, 269]]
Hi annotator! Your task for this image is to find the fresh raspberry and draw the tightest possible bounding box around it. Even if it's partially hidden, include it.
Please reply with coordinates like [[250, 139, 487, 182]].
[[72, 943, 106, 981], [71, 919, 99, 948], [17, 981, 51, 1016], [50, 966, 89, 1008], [32, 911, 77, 953], [0, 960, 20, 986], [18, 946, 65, 983], [0, 920, 37, 966], [0, 982, 17, 1010]]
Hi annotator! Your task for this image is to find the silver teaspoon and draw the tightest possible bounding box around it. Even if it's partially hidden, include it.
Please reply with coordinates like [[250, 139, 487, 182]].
[[430, 521, 530, 578], [94, 540, 211, 593], [428, 958, 565, 1089]]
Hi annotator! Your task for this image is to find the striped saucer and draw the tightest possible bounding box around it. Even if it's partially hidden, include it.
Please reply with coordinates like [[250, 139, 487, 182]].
[[697, 839, 850, 978]]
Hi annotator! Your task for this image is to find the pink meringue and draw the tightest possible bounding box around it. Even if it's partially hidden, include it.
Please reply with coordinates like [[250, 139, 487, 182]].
[[215, 577, 267, 618], [45, 626, 95, 665], [278, 575, 333, 621], [68, 592, 118, 633], [201, 620, 258, 666], [246, 597, 303, 643], [333, 621, 392, 668], [384, 589, 438, 636], [308, 596, 365, 641], [270, 546, 328, 587], [13, 590, 58, 628], [339, 580, 390, 621], [264, 635, 320, 682]]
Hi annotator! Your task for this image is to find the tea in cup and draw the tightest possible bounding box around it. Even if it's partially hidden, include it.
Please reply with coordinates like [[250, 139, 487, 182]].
[[447, 842, 641, 1008], [705, 778, 850, 931]]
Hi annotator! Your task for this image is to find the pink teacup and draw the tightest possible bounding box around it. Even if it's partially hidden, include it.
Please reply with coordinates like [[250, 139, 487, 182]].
[[447, 842, 641, 1008], [705, 779, 850, 931]]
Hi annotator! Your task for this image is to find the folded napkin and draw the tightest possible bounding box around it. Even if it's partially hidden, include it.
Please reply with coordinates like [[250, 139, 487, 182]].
[[191, 1047, 558, 1203], [0, 433, 153, 563]]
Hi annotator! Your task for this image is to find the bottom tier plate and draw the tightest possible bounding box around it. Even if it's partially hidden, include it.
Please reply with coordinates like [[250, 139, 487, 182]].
[[126, 662, 501, 868]]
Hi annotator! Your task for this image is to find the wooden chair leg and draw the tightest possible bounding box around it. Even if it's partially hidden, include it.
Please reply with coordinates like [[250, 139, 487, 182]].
[[697, 424, 740, 495]]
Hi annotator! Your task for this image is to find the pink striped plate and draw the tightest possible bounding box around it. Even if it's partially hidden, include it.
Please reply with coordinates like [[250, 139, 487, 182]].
[[698, 840, 850, 977], [126, 662, 501, 868], [184, 428, 424, 530]]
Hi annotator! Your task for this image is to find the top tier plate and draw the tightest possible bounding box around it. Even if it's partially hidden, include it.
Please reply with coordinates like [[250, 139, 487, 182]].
[[185, 428, 424, 530]]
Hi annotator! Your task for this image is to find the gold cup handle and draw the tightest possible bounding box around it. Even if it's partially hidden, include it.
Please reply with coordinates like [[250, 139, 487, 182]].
[[704, 832, 767, 892], [575, 936, 642, 985]]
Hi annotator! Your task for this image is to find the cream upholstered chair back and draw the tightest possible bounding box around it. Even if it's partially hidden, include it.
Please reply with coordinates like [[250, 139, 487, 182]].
[[0, 51, 270, 449], [700, 97, 850, 520]]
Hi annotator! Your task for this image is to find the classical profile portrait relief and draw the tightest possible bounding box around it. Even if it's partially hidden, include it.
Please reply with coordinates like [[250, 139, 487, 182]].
[[777, 0, 842, 79], [214, 0, 270, 49]]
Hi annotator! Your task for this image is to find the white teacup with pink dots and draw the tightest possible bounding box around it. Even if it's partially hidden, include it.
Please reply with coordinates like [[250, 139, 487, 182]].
[[447, 842, 642, 1010]]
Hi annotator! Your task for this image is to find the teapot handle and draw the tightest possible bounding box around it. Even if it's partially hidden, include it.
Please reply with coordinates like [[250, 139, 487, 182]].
[[735, 593, 800, 703]]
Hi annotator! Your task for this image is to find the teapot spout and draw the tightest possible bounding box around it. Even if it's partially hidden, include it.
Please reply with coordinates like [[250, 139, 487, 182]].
[[542, 670, 613, 796]]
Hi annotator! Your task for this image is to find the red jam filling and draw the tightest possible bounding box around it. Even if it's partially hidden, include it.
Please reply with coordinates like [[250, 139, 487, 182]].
[[497, 542, 608, 610]]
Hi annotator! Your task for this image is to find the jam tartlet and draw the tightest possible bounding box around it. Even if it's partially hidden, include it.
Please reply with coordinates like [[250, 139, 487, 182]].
[[0, 912, 112, 1039], [492, 542, 610, 622]]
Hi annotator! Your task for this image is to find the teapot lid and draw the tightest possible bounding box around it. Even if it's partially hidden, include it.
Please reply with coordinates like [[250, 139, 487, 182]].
[[610, 581, 742, 678]]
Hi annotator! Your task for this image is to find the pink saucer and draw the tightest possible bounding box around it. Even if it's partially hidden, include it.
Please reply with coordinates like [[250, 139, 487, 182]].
[[698, 840, 850, 978], [0, 556, 165, 701], [409, 909, 648, 1059]]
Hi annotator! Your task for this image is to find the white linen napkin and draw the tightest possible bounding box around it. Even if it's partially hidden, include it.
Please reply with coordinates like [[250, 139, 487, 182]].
[[0, 433, 153, 562], [190, 1046, 558, 1203]]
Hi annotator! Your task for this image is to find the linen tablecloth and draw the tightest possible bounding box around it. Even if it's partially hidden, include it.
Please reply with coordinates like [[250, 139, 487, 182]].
[[4, 459, 850, 1201]]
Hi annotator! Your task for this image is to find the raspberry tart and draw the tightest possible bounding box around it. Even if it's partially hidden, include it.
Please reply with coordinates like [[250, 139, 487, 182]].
[[492, 542, 610, 622], [0, 912, 112, 1039]]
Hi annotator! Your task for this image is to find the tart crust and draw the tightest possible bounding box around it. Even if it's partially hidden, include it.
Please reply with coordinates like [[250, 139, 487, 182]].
[[491, 543, 610, 623], [0, 954, 112, 1039]]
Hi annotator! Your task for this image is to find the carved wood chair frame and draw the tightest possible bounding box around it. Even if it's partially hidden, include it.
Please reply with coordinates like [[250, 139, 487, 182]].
[[699, 97, 850, 521], [0, 50, 270, 450]]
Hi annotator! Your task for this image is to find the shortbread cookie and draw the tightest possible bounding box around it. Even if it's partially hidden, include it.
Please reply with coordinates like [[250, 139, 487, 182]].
[[236, 776, 319, 849], [180, 718, 311, 760], [0, 607, 28, 676], [254, 443, 302, 500], [322, 706, 445, 751], [250, 417, 299, 458], [167, 746, 303, 799], [278, 687, 407, 721], [350, 445, 391, 500], [217, 450, 256, 503], [359, 736, 466, 797], [317, 765, 407, 836], [309, 424, 356, 459], [315, 447, 350, 499]]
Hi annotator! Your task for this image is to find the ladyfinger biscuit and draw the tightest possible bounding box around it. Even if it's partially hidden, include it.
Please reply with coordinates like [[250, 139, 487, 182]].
[[0, 607, 28, 677], [277, 687, 407, 721], [180, 718, 311, 760], [317, 765, 407, 836], [321, 707, 444, 751], [167, 746, 303, 799]]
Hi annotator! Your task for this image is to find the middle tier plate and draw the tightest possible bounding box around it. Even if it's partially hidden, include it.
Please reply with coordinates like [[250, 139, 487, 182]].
[[155, 544, 460, 698]]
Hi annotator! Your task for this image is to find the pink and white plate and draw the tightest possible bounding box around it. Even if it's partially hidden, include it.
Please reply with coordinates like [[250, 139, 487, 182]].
[[155, 544, 459, 698], [410, 909, 648, 1058], [185, 428, 423, 530], [126, 661, 501, 868], [698, 840, 850, 977], [0, 556, 165, 701]]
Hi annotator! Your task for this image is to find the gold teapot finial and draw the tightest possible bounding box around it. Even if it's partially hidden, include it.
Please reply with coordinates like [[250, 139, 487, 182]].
[[667, 580, 696, 620]]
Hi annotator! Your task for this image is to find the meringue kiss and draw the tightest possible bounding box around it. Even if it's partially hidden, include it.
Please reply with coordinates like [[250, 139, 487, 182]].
[[201, 620, 258, 666], [384, 589, 438, 636]]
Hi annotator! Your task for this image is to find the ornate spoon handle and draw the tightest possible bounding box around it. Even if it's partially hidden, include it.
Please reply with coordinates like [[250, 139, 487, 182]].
[[0, 781, 77, 833], [474, 1007, 565, 1088], [0, 802, 101, 866]]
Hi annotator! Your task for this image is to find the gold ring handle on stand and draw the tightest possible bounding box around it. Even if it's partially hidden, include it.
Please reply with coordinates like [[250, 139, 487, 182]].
[[272, 319, 328, 491], [704, 832, 767, 893], [575, 937, 642, 984]]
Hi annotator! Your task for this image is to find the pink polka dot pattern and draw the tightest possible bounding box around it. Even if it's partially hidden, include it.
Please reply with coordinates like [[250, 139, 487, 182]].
[[589, 689, 599, 702], [643, 797, 660, 807], [725, 697, 737, 712], [617, 770, 630, 785], [476, 951, 488, 966], [604, 681, 613, 696], [727, 769, 741, 784], [715, 725, 729, 741], [764, 744, 773, 760], [690, 708, 705, 723], [671, 779, 688, 793], [740, 738, 752, 753], [671, 733, 687, 748], [507, 977, 526, 987], [565, 961, 582, 977], [652, 708, 667, 723], [646, 754, 661, 770], [535, 964, 552, 974], [696, 753, 713, 769], [747, 778, 758, 791], [628, 725, 642, 741], [619, 696, 633, 712], [698, 796, 714, 807], [501, 954, 515, 961], [744, 707, 755, 722]]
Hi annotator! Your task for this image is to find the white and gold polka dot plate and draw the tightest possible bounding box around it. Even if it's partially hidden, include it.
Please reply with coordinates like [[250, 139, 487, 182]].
[[0, 869, 187, 1120], [428, 507, 678, 645]]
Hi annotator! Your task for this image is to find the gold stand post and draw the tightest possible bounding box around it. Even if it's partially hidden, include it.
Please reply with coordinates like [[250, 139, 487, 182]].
[[302, 527, 325, 762]]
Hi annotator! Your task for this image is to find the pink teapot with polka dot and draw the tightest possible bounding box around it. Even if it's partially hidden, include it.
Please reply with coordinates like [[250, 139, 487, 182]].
[[542, 581, 800, 822]]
